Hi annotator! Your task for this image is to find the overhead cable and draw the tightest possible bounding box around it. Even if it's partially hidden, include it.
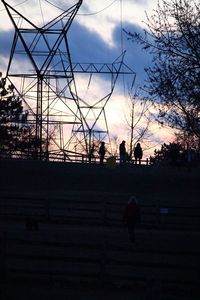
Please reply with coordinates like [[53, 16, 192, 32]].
[[44, 0, 118, 15], [0, 0, 30, 12], [78, 0, 118, 16]]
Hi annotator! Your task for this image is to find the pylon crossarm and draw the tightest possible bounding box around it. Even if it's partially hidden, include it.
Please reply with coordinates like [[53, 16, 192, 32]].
[[2, 0, 39, 30], [69, 62, 135, 75], [42, 1, 82, 31]]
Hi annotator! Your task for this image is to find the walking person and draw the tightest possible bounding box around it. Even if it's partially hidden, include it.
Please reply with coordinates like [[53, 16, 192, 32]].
[[98, 142, 106, 165], [134, 143, 143, 165], [123, 196, 141, 243], [119, 140, 126, 165]]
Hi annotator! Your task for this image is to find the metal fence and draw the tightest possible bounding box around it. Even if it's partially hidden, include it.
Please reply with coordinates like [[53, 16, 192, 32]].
[[1, 193, 200, 230], [0, 149, 151, 165], [0, 193, 200, 299]]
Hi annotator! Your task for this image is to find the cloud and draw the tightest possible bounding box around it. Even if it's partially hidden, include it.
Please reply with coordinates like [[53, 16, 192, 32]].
[[0, 3, 153, 106], [112, 21, 153, 87], [0, 29, 15, 73], [68, 19, 153, 89], [0, 30, 13, 55], [69, 21, 114, 63], [0, 0, 153, 87]]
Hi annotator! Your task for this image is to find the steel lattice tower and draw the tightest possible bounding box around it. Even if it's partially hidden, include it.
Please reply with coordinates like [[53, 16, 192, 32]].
[[2, 0, 136, 162], [66, 55, 136, 160]]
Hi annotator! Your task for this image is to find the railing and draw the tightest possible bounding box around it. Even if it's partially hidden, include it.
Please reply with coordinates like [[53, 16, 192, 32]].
[[0, 149, 151, 165]]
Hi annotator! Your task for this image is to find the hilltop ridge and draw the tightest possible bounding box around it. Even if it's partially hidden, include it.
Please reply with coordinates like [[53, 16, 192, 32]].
[[0, 159, 199, 205]]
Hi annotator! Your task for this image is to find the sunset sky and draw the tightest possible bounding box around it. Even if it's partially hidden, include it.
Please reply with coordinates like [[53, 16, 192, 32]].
[[0, 0, 176, 157]]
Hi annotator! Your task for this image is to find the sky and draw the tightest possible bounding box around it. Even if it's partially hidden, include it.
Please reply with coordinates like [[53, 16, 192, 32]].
[[0, 0, 176, 158], [0, 0, 155, 83]]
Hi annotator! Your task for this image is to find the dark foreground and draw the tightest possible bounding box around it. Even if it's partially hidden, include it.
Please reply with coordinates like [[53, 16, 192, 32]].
[[0, 158, 199, 200], [0, 159, 200, 299]]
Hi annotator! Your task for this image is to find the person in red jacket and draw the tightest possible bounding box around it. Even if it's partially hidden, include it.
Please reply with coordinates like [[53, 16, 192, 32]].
[[124, 196, 141, 243]]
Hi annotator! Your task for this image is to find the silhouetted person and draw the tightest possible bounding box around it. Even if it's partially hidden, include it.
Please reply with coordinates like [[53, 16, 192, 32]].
[[134, 143, 143, 165], [123, 196, 141, 243], [119, 140, 126, 165], [89, 145, 95, 163], [98, 142, 106, 165], [170, 143, 180, 166]]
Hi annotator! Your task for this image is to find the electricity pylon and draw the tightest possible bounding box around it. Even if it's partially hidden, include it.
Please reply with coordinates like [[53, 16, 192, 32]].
[[66, 55, 136, 159], [2, 0, 84, 160], [2, 0, 136, 161]]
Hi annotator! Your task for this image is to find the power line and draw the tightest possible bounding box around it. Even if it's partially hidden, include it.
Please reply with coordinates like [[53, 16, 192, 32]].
[[78, 0, 118, 16], [44, 0, 118, 15], [120, 0, 123, 54], [1, 0, 119, 18], [44, 0, 65, 11], [38, 0, 45, 25], [0, 0, 30, 12], [119, 0, 126, 96]]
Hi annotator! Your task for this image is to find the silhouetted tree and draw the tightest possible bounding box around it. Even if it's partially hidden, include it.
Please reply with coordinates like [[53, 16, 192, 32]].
[[0, 75, 36, 158], [125, 91, 153, 160], [151, 142, 183, 166], [175, 130, 200, 152], [125, 0, 200, 141]]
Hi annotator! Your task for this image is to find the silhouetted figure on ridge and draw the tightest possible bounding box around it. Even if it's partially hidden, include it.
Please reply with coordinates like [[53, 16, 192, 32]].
[[119, 140, 126, 165], [98, 142, 106, 165], [89, 145, 95, 163], [134, 143, 143, 165]]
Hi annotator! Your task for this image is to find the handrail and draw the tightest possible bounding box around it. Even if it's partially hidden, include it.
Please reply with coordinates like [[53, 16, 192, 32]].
[[0, 149, 151, 165]]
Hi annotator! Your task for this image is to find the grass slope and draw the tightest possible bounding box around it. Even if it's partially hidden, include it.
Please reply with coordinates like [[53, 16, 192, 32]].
[[0, 159, 199, 205]]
